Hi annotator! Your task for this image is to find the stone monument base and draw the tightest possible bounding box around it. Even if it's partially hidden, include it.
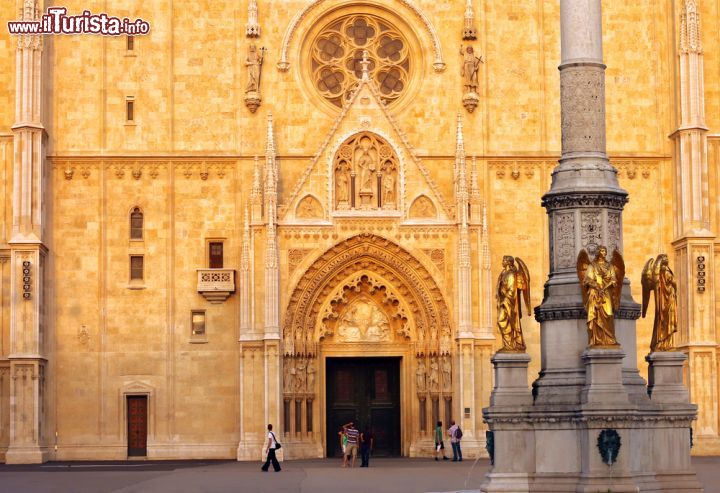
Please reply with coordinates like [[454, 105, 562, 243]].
[[480, 349, 703, 493]]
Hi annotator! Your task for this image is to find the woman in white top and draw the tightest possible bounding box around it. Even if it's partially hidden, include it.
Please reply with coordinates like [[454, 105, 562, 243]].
[[261, 423, 281, 472]]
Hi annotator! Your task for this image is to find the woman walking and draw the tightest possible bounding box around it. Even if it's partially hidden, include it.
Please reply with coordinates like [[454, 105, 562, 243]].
[[338, 425, 348, 467], [434, 420, 449, 461]]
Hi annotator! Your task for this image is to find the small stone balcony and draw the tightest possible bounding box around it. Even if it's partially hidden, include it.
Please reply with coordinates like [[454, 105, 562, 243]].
[[197, 269, 235, 303]]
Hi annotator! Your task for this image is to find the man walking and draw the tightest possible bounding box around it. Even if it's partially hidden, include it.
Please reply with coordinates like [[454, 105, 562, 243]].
[[448, 420, 463, 462], [261, 424, 281, 472], [343, 422, 360, 468]]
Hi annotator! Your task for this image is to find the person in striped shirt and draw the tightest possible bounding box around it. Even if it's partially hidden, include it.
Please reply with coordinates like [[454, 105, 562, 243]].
[[343, 422, 360, 468]]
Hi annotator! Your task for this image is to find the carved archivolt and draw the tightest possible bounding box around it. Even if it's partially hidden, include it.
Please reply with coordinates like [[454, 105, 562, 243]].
[[334, 132, 398, 211], [318, 272, 411, 342], [282, 233, 451, 357]]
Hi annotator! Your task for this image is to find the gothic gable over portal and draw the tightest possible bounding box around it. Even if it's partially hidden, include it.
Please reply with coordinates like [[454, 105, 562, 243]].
[[281, 64, 452, 223]]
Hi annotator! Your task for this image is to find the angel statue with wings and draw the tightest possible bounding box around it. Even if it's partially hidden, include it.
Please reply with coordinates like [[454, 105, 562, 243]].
[[496, 256, 531, 352], [641, 254, 678, 352], [577, 246, 625, 347]]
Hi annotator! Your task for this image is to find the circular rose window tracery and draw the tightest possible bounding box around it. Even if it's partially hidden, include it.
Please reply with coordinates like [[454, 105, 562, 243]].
[[311, 14, 410, 108]]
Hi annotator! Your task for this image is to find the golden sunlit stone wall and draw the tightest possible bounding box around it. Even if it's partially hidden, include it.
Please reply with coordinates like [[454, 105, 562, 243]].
[[0, 0, 717, 459]]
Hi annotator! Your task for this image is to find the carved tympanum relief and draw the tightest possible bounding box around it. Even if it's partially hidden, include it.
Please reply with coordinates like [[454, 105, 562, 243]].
[[319, 273, 410, 342], [409, 195, 437, 219], [312, 14, 409, 108], [336, 298, 392, 342], [334, 132, 398, 211]]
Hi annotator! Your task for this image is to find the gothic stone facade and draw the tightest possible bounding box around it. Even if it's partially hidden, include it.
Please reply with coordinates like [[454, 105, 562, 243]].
[[0, 0, 719, 462]]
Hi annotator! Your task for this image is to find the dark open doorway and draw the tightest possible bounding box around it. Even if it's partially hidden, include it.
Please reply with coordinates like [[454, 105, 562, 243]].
[[326, 357, 401, 457]]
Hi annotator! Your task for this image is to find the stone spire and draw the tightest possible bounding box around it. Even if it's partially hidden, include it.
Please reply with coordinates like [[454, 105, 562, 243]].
[[462, 0, 477, 40], [680, 0, 702, 54], [263, 113, 280, 338], [246, 0, 260, 38], [250, 156, 263, 223], [454, 114, 469, 227], [479, 202, 493, 338], [455, 115, 472, 338], [469, 156, 482, 223], [239, 203, 253, 337]]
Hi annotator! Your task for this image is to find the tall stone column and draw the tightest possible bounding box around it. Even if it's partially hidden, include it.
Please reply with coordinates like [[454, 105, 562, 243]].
[[6, 0, 49, 464], [532, 0, 641, 404], [671, 0, 719, 454], [483, 3, 701, 491]]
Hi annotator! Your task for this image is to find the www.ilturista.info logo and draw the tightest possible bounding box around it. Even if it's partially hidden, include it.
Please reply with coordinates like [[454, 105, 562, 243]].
[[8, 7, 150, 36]]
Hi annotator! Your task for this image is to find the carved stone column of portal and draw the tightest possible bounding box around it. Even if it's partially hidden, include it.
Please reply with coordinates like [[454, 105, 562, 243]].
[[532, 0, 641, 405]]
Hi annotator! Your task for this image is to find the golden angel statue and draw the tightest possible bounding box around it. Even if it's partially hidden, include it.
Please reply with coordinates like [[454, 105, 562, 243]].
[[641, 254, 678, 352], [496, 256, 531, 352], [577, 246, 624, 348]]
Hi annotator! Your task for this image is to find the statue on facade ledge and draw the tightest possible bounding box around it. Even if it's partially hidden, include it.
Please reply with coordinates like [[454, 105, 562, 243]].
[[577, 246, 624, 348], [495, 256, 531, 352], [244, 44, 265, 113], [642, 254, 678, 352], [460, 44, 483, 113]]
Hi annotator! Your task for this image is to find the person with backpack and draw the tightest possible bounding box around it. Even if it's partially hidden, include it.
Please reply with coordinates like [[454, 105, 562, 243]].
[[448, 420, 463, 462], [261, 423, 282, 472]]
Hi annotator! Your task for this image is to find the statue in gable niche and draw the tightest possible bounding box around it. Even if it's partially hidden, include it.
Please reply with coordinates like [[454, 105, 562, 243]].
[[355, 136, 377, 193]]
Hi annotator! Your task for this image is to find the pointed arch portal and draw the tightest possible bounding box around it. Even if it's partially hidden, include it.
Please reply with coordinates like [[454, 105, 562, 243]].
[[280, 233, 455, 457]]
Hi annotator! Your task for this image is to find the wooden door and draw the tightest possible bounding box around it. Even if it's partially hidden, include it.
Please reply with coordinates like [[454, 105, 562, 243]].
[[127, 396, 148, 457], [326, 357, 400, 457]]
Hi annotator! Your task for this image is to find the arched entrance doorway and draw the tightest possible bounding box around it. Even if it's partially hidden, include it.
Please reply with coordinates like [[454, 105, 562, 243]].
[[281, 233, 454, 457]]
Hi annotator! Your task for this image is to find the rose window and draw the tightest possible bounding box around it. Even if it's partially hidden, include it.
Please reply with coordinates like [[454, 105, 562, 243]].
[[311, 15, 410, 108]]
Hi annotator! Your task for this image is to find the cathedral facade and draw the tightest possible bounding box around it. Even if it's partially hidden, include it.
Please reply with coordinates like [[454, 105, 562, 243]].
[[0, 0, 719, 463]]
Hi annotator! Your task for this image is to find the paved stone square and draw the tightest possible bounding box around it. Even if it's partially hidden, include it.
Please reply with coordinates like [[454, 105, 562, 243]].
[[1, 457, 719, 493]]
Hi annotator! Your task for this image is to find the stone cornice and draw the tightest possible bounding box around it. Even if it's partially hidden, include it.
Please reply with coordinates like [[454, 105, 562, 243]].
[[534, 305, 641, 322], [541, 192, 629, 211]]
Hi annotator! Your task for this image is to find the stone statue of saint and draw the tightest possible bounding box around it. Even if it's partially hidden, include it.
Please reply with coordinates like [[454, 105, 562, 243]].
[[295, 357, 307, 393], [496, 256, 531, 352], [306, 358, 317, 393], [245, 44, 264, 94], [383, 173, 394, 204], [355, 138, 376, 193], [429, 357, 439, 392], [441, 356, 452, 393], [460, 45, 483, 93], [577, 246, 625, 348], [642, 254, 678, 352], [336, 169, 349, 203], [416, 359, 426, 393]]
